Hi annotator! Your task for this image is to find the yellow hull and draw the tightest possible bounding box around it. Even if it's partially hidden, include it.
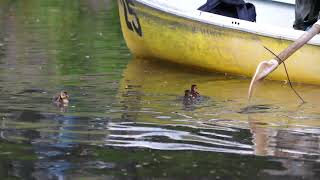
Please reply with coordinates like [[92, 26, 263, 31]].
[[118, 0, 320, 85]]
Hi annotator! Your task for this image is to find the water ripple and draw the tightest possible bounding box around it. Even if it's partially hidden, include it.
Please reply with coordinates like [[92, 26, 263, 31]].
[[106, 122, 252, 153]]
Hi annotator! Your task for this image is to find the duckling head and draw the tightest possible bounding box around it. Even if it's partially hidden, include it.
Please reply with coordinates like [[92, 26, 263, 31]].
[[59, 91, 69, 104], [191, 84, 197, 92], [184, 89, 191, 97]]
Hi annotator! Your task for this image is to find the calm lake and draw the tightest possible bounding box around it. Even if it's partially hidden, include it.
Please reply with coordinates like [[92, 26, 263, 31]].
[[1, 0, 320, 179]]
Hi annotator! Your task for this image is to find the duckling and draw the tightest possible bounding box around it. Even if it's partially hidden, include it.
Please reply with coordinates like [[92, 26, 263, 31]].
[[183, 89, 192, 100], [53, 91, 69, 105], [190, 84, 200, 99], [183, 89, 192, 104]]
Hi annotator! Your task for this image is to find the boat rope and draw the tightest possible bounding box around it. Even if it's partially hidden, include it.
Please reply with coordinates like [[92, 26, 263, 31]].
[[263, 46, 306, 103]]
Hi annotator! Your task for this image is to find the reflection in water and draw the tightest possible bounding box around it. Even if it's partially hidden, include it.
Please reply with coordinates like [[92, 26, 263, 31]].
[[117, 58, 320, 178], [239, 104, 275, 114], [1, 0, 320, 179], [1, 54, 320, 179]]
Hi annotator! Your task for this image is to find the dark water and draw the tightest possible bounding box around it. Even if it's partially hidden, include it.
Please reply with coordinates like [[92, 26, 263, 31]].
[[1, 0, 320, 179]]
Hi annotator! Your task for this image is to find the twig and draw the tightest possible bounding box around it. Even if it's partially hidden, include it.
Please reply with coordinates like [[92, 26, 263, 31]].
[[263, 46, 306, 103]]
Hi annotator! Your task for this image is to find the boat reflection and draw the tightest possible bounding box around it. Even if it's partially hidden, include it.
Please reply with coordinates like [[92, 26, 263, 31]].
[[119, 58, 320, 158], [117, 58, 320, 178], [0, 57, 320, 179]]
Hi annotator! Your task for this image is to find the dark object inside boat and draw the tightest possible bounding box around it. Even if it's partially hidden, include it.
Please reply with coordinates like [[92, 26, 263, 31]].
[[294, 0, 320, 31], [198, 0, 256, 22]]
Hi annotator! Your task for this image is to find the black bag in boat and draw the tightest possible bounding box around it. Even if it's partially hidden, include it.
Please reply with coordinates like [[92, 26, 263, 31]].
[[294, 0, 320, 30], [198, 0, 256, 22]]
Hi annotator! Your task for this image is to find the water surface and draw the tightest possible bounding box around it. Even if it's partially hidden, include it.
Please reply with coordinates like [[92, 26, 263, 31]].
[[0, 0, 320, 179]]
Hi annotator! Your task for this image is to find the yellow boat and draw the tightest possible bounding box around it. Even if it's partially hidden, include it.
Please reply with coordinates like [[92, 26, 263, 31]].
[[118, 0, 320, 85]]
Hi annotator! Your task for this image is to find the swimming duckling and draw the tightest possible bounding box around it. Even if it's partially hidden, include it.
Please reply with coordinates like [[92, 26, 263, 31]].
[[53, 91, 69, 105], [190, 84, 200, 99], [183, 89, 192, 104], [183, 89, 195, 106]]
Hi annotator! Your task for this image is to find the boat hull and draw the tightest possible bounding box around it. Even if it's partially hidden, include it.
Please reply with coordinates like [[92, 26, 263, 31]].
[[118, 0, 320, 85]]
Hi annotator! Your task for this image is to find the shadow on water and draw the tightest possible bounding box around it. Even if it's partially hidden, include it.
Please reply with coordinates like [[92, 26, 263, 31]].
[[239, 104, 276, 114]]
